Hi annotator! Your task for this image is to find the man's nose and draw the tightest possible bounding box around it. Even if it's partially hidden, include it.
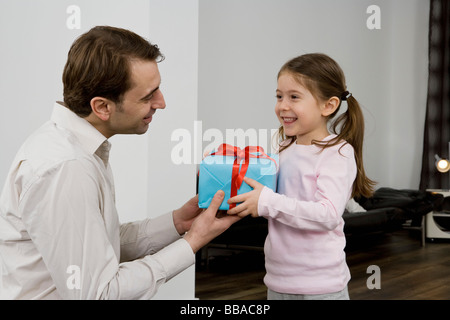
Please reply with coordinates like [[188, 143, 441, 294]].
[[153, 89, 166, 109]]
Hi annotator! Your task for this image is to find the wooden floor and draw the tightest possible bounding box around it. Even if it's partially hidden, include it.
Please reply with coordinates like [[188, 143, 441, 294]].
[[195, 229, 450, 300]]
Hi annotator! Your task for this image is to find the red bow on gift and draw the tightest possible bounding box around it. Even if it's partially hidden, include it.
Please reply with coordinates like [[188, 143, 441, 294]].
[[210, 144, 277, 209]]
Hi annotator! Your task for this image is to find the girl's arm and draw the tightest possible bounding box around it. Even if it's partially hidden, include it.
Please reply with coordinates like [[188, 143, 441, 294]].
[[228, 145, 357, 232], [257, 186, 345, 231]]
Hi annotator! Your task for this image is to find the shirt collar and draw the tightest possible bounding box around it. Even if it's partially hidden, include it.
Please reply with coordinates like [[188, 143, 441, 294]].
[[50, 102, 109, 156]]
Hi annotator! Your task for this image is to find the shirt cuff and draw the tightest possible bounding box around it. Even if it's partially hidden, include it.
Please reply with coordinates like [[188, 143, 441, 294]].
[[142, 211, 182, 251], [151, 238, 195, 281], [258, 186, 274, 217]]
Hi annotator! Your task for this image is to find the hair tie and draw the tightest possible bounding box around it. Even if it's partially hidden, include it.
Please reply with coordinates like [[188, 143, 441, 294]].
[[341, 91, 352, 101]]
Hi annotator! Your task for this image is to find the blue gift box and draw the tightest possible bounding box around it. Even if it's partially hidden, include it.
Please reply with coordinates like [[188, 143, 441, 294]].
[[198, 145, 278, 210]]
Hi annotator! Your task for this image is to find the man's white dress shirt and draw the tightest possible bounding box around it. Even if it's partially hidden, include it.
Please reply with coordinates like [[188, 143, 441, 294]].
[[0, 102, 195, 299]]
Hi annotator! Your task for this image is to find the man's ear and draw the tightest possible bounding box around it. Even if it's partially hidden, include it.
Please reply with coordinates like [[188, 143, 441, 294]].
[[321, 96, 340, 117], [90, 97, 112, 121]]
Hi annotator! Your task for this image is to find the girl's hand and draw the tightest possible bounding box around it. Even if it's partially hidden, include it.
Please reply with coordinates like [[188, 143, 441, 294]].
[[227, 177, 264, 218]]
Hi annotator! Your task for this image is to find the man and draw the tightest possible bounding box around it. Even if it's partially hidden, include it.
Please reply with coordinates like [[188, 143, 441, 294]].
[[0, 26, 240, 299]]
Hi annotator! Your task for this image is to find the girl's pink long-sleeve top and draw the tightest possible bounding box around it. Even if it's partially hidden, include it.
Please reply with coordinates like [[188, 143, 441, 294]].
[[258, 135, 357, 295]]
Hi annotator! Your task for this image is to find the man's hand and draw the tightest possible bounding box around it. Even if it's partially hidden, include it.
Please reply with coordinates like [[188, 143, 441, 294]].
[[183, 190, 241, 253], [172, 195, 203, 235], [226, 177, 264, 218]]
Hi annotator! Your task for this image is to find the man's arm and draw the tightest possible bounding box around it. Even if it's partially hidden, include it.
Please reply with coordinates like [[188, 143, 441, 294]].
[[20, 160, 192, 299], [20, 160, 239, 299], [119, 212, 183, 262]]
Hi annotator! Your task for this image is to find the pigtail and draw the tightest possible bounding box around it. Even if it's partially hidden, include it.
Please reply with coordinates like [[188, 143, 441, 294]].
[[331, 96, 376, 198]]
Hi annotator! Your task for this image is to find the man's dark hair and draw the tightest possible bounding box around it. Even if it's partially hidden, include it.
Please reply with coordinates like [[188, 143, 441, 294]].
[[62, 26, 164, 117]]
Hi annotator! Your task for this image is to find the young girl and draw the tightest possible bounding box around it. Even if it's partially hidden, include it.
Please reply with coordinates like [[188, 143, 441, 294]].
[[227, 53, 375, 300]]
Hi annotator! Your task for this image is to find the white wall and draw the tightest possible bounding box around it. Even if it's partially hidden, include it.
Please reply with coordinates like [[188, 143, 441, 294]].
[[197, 0, 430, 190], [144, 0, 199, 300], [0, 0, 198, 300], [386, 0, 429, 189]]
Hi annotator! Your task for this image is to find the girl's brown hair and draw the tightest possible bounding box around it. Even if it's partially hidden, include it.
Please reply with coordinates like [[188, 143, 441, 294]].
[[62, 26, 164, 117], [277, 53, 376, 198]]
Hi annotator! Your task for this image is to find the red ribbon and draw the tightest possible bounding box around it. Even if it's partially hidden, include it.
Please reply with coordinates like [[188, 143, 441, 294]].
[[210, 144, 277, 209]]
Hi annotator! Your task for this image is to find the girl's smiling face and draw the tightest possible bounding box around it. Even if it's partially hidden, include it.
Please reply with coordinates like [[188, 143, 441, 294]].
[[275, 72, 331, 145]]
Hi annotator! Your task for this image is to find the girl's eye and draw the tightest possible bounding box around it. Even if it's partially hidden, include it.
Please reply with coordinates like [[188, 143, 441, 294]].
[[276, 95, 282, 100], [291, 95, 299, 100]]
